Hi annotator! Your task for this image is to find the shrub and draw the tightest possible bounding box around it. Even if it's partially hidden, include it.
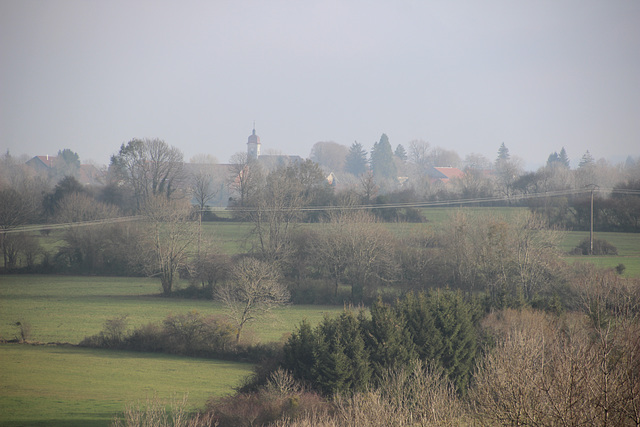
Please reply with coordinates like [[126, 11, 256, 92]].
[[81, 312, 236, 358], [104, 315, 129, 343], [206, 370, 328, 427], [162, 311, 235, 356], [172, 283, 214, 300], [126, 323, 165, 353], [575, 237, 618, 255], [111, 394, 215, 427], [79, 315, 129, 349], [288, 279, 339, 305], [270, 361, 469, 426]]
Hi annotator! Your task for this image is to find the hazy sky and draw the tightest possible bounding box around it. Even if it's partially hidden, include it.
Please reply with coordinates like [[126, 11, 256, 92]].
[[1, 0, 639, 170]]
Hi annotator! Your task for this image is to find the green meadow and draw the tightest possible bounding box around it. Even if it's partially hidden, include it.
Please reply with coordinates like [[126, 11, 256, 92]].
[[561, 231, 640, 277], [0, 344, 252, 427], [0, 275, 343, 344], [0, 275, 343, 427]]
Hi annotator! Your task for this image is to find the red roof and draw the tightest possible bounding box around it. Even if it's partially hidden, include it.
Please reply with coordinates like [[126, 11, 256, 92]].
[[432, 167, 464, 183]]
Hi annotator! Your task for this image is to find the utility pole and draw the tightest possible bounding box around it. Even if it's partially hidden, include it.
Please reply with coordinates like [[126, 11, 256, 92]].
[[586, 184, 598, 255]]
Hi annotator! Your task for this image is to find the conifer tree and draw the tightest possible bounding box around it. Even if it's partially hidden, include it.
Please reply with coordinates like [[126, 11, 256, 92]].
[[431, 291, 478, 394], [397, 291, 443, 362], [312, 317, 351, 395], [579, 150, 595, 168], [282, 320, 317, 384], [394, 144, 407, 161], [558, 147, 570, 168], [344, 141, 368, 176], [370, 134, 397, 180], [496, 142, 510, 162], [282, 292, 481, 397], [547, 151, 560, 166], [547, 148, 570, 169], [336, 311, 371, 392], [363, 298, 417, 380]]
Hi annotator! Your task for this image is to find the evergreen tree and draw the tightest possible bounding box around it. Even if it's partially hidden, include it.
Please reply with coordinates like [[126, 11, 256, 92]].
[[496, 142, 510, 162], [284, 312, 372, 396], [344, 141, 368, 176], [282, 320, 317, 384], [370, 134, 397, 180], [313, 330, 350, 395], [363, 298, 417, 380], [579, 150, 595, 168], [43, 175, 86, 217], [47, 148, 81, 181], [397, 292, 443, 362], [430, 291, 478, 395], [548, 148, 570, 168], [312, 316, 352, 395], [394, 144, 407, 161], [558, 147, 570, 168], [282, 292, 481, 397], [335, 311, 371, 392]]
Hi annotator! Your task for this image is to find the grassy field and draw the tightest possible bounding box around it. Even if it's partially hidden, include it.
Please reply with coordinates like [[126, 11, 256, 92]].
[[0, 275, 343, 344], [560, 231, 640, 277], [0, 275, 344, 426], [0, 344, 252, 427], [201, 221, 254, 255]]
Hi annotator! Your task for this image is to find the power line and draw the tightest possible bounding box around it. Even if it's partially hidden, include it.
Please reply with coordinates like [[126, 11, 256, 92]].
[[1, 216, 144, 234], [2, 186, 636, 234]]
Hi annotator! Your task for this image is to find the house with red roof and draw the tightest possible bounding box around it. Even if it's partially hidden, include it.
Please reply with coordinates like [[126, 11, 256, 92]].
[[426, 166, 465, 184]]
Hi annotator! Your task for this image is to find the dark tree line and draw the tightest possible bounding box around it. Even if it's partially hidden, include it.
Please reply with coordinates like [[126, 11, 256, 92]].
[[281, 290, 480, 397]]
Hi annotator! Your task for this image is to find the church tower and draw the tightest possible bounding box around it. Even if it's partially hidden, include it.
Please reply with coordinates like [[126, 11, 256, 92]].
[[247, 125, 261, 160]]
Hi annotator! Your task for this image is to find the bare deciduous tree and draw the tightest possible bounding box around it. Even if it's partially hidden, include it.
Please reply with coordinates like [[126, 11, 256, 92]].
[[426, 146, 461, 168], [408, 139, 431, 170], [358, 170, 378, 204], [473, 308, 640, 426], [228, 152, 262, 209], [190, 166, 222, 219], [110, 138, 185, 210], [216, 257, 289, 343], [0, 187, 39, 268], [250, 167, 305, 263], [311, 210, 397, 302], [138, 195, 197, 296], [494, 155, 524, 201], [190, 244, 232, 288], [55, 192, 122, 271], [439, 211, 563, 305]]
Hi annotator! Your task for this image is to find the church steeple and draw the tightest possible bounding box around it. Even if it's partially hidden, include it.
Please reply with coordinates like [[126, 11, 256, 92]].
[[247, 124, 261, 160]]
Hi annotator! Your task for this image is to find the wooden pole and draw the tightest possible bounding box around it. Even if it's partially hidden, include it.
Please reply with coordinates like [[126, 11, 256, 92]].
[[590, 187, 594, 255]]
